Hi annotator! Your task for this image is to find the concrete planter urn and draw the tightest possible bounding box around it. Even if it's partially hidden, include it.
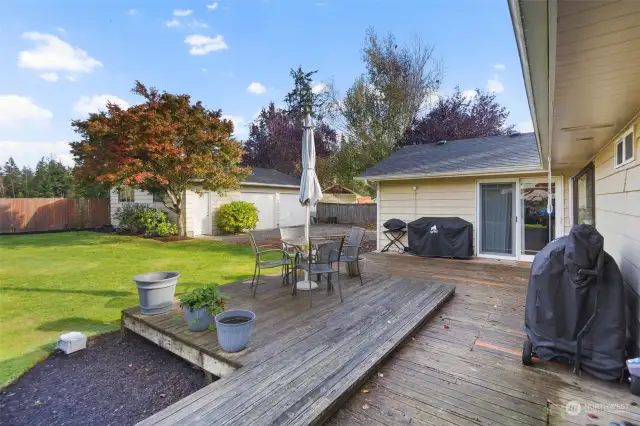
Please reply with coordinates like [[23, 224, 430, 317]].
[[133, 272, 179, 315], [215, 309, 255, 353]]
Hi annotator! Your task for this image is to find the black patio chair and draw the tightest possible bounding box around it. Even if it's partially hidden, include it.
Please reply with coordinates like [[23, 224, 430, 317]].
[[248, 232, 293, 297], [340, 226, 366, 286], [294, 235, 345, 307]]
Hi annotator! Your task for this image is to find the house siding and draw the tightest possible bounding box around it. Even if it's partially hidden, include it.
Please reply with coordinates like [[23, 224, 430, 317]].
[[378, 172, 573, 254], [185, 186, 301, 237], [592, 116, 640, 356], [109, 189, 176, 225]]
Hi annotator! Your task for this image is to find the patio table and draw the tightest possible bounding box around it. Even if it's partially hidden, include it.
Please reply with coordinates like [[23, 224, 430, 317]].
[[281, 237, 336, 291]]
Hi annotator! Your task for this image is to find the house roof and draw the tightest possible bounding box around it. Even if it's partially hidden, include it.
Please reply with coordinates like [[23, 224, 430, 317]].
[[242, 167, 300, 188], [322, 184, 360, 196], [357, 133, 542, 181]]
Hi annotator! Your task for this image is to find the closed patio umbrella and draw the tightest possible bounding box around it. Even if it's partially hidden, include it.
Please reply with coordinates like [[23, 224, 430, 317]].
[[297, 114, 323, 290]]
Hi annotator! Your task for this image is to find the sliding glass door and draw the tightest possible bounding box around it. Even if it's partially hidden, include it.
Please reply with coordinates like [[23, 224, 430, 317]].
[[479, 182, 516, 257], [520, 179, 558, 261]]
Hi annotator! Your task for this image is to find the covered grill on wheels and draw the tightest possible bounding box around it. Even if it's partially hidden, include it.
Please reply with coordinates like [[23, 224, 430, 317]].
[[406, 217, 473, 258], [523, 224, 627, 380]]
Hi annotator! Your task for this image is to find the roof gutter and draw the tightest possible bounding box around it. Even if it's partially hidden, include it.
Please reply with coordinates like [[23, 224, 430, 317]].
[[507, 0, 546, 167], [355, 165, 545, 182], [240, 182, 300, 189]]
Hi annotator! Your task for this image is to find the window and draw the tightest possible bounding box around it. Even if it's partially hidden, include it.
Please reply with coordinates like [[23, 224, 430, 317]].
[[152, 192, 164, 203], [118, 186, 134, 202], [572, 163, 595, 226], [614, 129, 635, 168]]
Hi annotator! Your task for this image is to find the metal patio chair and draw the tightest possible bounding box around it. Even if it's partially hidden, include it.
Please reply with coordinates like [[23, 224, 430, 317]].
[[294, 235, 345, 307], [340, 226, 366, 286], [249, 232, 293, 297]]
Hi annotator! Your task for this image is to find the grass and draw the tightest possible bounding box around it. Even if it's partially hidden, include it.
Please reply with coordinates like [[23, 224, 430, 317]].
[[0, 231, 257, 386]]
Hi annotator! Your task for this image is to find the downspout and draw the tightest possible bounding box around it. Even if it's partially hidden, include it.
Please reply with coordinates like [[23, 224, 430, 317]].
[[547, 0, 557, 242]]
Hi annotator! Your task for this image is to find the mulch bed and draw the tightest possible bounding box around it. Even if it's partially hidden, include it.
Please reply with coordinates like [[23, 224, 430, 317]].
[[0, 332, 206, 426]]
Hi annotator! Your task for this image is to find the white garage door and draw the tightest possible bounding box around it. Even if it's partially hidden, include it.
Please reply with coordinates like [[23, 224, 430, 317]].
[[241, 192, 275, 230], [279, 193, 306, 227]]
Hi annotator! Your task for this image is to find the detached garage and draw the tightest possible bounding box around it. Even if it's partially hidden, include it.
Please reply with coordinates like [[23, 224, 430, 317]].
[[110, 167, 306, 236]]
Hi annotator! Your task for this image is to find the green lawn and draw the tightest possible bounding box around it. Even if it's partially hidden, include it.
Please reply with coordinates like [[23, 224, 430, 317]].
[[0, 232, 256, 386]]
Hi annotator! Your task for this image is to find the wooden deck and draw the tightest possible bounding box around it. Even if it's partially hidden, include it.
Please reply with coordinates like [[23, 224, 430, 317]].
[[328, 254, 640, 426], [123, 261, 455, 425]]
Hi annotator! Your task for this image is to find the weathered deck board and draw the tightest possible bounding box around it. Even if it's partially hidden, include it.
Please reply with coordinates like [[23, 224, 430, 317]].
[[133, 275, 454, 426], [328, 253, 640, 426]]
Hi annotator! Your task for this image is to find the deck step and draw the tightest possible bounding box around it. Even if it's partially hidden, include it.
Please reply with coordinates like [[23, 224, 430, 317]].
[[135, 277, 454, 426]]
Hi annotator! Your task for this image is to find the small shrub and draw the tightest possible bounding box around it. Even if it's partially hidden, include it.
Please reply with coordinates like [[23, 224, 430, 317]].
[[114, 203, 176, 236], [179, 284, 228, 317], [113, 203, 149, 231], [216, 201, 259, 234]]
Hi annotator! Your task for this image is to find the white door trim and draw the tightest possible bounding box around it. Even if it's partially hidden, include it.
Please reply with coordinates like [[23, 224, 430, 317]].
[[476, 178, 520, 260]]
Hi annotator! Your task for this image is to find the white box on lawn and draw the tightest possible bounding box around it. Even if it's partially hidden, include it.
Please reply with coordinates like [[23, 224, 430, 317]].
[[56, 332, 87, 354]]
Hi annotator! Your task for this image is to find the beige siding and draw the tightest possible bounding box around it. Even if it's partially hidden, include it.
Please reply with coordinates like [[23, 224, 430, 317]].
[[109, 189, 175, 225], [185, 186, 301, 237], [379, 172, 573, 255], [379, 177, 476, 250], [593, 115, 640, 355]]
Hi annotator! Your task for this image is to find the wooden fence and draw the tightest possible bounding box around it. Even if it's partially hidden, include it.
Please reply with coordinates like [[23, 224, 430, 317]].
[[316, 202, 377, 225], [0, 198, 110, 233]]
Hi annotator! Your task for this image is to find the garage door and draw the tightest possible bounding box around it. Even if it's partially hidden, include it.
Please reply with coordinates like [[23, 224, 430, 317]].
[[241, 192, 275, 230], [279, 193, 306, 227]]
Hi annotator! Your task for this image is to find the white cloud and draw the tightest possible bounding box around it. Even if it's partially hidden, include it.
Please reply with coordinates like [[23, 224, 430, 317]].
[[66, 75, 77, 82], [73, 94, 130, 116], [56, 27, 66, 34], [311, 82, 326, 94], [420, 91, 441, 111], [165, 19, 180, 27], [0, 95, 53, 128], [18, 32, 103, 73], [487, 76, 504, 93], [221, 115, 249, 140], [128, 9, 138, 15], [202, 68, 208, 72], [207, 2, 219, 10], [189, 19, 209, 29], [246, 82, 266, 95], [518, 121, 534, 133], [0, 141, 73, 168], [40, 72, 59, 82], [461, 89, 477, 101], [185, 34, 228, 55], [173, 9, 193, 16], [493, 63, 506, 70]]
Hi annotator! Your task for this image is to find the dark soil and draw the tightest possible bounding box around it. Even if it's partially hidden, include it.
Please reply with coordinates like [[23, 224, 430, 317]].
[[0, 332, 206, 426]]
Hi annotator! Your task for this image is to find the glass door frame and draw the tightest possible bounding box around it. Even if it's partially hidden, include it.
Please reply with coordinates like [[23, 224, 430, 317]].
[[476, 176, 564, 261], [476, 178, 520, 260], [518, 176, 564, 262]]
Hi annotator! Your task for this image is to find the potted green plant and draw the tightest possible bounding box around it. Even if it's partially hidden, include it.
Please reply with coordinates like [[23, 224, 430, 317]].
[[179, 284, 228, 332]]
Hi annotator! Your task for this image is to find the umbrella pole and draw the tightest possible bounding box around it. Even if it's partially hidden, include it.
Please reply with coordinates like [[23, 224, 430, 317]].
[[297, 203, 318, 291]]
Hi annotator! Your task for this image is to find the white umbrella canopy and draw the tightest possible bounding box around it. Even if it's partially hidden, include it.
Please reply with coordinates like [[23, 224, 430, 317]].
[[297, 114, 323, 291], [299, 114, 323, 240]]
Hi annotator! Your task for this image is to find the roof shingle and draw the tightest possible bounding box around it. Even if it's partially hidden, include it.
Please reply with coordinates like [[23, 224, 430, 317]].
[[243, 167, 300, 187], [358, 132, 541, 180]]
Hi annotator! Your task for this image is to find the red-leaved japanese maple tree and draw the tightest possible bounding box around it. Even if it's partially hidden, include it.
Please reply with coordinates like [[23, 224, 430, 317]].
[[70, 81, 248, 236]]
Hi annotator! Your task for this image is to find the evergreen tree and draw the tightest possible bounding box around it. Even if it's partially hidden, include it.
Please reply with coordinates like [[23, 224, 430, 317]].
[[2, 157, 23, 198]]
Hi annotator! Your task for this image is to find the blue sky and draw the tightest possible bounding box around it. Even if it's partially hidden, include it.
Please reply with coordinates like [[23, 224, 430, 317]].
[[0, 0, 533, 168]]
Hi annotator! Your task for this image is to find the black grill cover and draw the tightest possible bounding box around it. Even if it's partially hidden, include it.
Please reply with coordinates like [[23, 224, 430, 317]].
[[383, 218, 407, 231], [407, 217, 473, 258], [524, 224, 626, 380]]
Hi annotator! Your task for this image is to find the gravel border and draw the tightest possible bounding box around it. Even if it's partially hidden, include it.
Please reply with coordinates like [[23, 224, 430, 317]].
[[0, 331, 206, 426]]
